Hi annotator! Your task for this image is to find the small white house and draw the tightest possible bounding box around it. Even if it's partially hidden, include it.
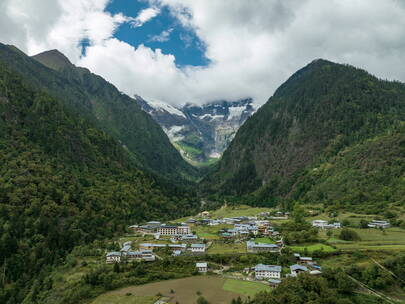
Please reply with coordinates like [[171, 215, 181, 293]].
[[196, 262, 208, 273], [312, 220, 341, 229], [368, 220, 391, 229], [254, 264, 282, 280], [190, 244, 206, 253], [106, 252, 121, 263], [312, 220, 328, 228]]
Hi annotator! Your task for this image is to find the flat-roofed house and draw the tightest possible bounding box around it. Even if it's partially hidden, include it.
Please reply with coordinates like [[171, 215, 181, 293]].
[[141, 252, 156, 261], [368, 220, 391, 229], [126, 251, 143, 261], [168, 243, 187, 251], [158, 225, 178, 235], [196, 262, 208, 272], [180, 234, 198, 242], [312, 220, 328, 228], [254, 264, 282, 280], [190, 244, 206, 253], [106, 252, 121, 263], [246, 241, 279, 253]]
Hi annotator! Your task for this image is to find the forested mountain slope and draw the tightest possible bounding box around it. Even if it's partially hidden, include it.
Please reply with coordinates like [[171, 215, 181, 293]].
[[203, 59, 405, 211], [0, 44, 197, 182], [0, 62, 199, 303]]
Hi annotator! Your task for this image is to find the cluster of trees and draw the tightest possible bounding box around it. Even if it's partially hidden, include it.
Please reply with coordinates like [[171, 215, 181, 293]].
[[237, 270, 387, 304], [278, 205, 320, 245], [0, 62, 199, 303], [232, 254, 405, 304], [339, 229, 361, 241]]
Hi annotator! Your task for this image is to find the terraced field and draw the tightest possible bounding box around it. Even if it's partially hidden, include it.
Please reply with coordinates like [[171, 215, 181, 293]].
[[91, 276, 248, 304], [327, 228, 405, 251]]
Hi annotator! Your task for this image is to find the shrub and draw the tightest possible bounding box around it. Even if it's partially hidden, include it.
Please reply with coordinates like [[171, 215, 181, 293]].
[[339, 229, 360, 241]]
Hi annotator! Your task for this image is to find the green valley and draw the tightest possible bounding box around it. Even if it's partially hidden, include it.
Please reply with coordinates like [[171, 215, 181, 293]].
[[0, 46, 404, 304]]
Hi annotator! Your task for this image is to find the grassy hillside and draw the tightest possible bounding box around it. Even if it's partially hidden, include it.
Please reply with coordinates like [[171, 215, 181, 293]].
[[0, 62, 199, 303], [202, 59, 405, 211], [0, 44, 198, 182]]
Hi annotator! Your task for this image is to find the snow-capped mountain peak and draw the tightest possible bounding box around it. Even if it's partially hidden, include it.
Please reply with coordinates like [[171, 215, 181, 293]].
[[135, 96, 255, 164]]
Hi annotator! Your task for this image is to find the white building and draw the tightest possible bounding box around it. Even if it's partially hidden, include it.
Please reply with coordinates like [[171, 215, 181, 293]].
[[126, 250, 155, 261], [190, 244, 206, 253], [158, 225, 191, 236], [246, 241, 279, 253], [368, 220, 391, 229], [311, 220, 328, 228], [254, 264, 282, 280], [196, 262, 208, 273], [312, 220, 341, 229], [168, 243, 187, 251], [106, 252, 121, 263]]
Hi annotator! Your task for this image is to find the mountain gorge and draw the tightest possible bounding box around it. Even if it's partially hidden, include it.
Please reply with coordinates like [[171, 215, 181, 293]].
[[0, 44, 197, 182], [203, 59, 405, 212], [136, 96, 255, 164]]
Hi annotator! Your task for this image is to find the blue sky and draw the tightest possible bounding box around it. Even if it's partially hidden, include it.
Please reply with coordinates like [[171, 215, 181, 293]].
[[104, 0, 209, 67]]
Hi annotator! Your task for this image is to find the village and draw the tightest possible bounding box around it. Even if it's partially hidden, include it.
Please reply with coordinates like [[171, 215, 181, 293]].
[[103, 207, 393, 289]]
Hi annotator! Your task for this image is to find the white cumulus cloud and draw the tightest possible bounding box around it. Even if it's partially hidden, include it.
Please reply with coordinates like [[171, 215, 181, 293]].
[[148, 28, 173, 42], [1, 0, 405, 107], [130, 7, 160, 27]]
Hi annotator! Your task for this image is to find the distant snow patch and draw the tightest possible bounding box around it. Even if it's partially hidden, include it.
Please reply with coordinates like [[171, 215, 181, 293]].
[[163, 125, 185, 141], [148, 100, 186, 118], [227, 106, 246, 120], [209, 152, 221, 158], [199, 113, 224, 120]]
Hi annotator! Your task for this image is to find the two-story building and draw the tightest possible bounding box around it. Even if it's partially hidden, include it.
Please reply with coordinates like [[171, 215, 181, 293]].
[[368, 220, 391, 229], [196, 262, 208, 273], [190, 244, 206, 253], [106, 252, 121, 263], [253, 264, 282, 280]]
